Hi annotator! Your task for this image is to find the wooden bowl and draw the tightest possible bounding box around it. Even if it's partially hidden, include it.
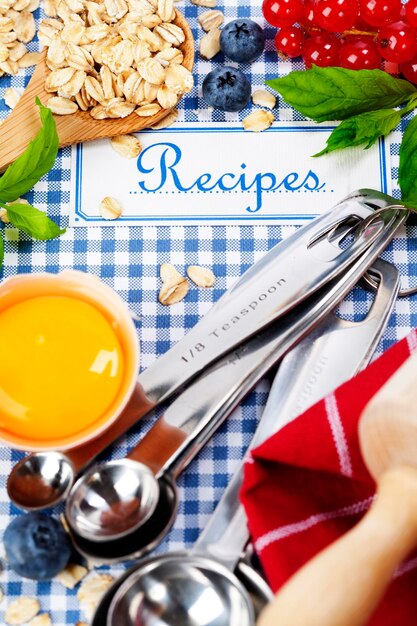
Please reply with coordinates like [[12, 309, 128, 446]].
[[0, 10, 194, 171]]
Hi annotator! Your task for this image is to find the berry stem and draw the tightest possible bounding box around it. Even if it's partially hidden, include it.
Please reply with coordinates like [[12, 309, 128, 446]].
[[341, 28, 377, 37]]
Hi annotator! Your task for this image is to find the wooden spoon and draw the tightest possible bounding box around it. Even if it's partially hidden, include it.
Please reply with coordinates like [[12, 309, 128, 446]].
[[257, 349, 417, 626], [0, 9, 194, 172]]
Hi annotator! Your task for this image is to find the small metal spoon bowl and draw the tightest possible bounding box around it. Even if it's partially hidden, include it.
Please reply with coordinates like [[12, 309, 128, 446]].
[[65, 459, 160, 542], [7, 452, 75, 510], [92, 553, 271, 626], [107, 553, 256, 626], [67, 474, 178, 563]]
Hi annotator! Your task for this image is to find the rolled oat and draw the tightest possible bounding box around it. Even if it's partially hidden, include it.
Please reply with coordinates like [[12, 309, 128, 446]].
[[251, 89, 276, 110], [154, 21, 185, 45], [159, 262, 189, 304], [186, 265, 215, 288], [110, 133, 142, 157], [199, 27, 220, 59], [56, 563, 89, 589], [46, 95, 79, 114], [0, 0, 37, 75], [156, 84, 178, 108], [157, 0, 173, 22], [4, 86, 21, 109], [165, 63, 193, 94], [77, 573, 114, 620], [160, 262, 183, 283], [99, 196, 123, 219], [17, 50, 40, 67], [159, 277, 189, 305], [135, 101, 161, 115], [13, 10, 36, 43], [37, 0, 193, 116], [197, 9, 223, 31], [242, 109, 274, 132], [5, 597, 40, 625]]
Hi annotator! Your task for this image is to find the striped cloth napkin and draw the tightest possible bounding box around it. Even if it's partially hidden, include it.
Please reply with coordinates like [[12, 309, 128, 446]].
[[241, 329, 417, 625]]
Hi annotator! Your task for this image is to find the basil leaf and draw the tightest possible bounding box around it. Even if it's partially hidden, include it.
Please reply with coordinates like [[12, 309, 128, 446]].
[[267, 67, 416, 122], [0, 98, 59, 202], [314, 109, 402, 157], [399, 115, 417, 209], [0, 230, 3, 268], [5, 202, 65, 240]]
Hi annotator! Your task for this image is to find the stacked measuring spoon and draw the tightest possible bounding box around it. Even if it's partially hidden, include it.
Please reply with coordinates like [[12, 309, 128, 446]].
[[90, 258, 400, 624]]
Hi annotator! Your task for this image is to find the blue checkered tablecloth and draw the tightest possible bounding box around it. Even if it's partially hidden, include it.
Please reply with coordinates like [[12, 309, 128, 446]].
[[1, 1, 417, 623]]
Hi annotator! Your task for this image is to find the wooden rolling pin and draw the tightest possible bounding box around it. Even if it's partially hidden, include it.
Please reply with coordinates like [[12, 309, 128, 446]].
[[257, 349, 417, 626]]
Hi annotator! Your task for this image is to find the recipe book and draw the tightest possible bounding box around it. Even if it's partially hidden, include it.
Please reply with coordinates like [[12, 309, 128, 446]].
[[69, 121, 391, 226]]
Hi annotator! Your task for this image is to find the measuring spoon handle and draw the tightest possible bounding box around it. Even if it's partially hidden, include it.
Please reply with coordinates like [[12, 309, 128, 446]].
[[66, 207, 402, 476], [125, 268, 350, 482], [137, 192, 402, 405], [191, 261, 399, 572], [126, 255, 398, 487], [49, 198, 406, 474]]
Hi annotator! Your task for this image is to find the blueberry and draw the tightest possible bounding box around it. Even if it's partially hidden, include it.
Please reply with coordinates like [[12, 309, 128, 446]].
[[202, 66, 251, 112], [3, 512, 71, 580], [220, 19, 265, 63]]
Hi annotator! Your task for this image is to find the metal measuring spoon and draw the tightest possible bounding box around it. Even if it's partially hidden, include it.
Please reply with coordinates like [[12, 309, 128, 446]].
[[104, 367, 288, 626], [66, 259, 399, 562], [65, 279, 336, 544], [91, 547, 272, 626], [6, 193, 402, 512], [89, 258, 398, 625], [103, 259, 398, 626], [7, 452, 76, 510]]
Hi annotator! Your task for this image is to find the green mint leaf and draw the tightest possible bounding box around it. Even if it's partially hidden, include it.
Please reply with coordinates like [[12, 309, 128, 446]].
[[0, 98, 58, 202], [267, 67, 416, 122], [314, 109, 402, 157], [0, 229, 3, 268], [5, 202, 65, 240], [399, 115, 417, 209]]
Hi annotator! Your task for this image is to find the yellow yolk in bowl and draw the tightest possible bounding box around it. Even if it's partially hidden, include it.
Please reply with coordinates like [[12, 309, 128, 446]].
[[0, 295, 125, 442]]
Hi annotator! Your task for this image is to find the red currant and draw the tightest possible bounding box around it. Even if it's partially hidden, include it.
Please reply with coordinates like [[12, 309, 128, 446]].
[[359, 0, 402, 28], [405, 0, 417, 28], [314, 0, 359, 32], [376, 21, 417, 63], [302, 33, 341, 67], [262, 0, 304, 28], [275, 26, 305, 57], [400, 54, 417, 83], [301, 0, 317, 27], [352, 14, 374, 30], [339, 37, 382, 68]]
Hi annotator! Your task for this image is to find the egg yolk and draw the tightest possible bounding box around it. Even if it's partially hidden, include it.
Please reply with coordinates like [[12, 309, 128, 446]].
[[0, 295, 125, 442]]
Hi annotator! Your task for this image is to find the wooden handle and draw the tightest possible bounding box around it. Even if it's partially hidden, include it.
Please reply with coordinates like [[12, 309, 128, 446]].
[[127, 418, 188, 474], [359, 350, 417, 480], [257, 466, 417, 626]]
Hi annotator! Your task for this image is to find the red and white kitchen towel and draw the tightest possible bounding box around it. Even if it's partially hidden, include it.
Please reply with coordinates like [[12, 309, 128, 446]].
[[241, 329, 417, 625]]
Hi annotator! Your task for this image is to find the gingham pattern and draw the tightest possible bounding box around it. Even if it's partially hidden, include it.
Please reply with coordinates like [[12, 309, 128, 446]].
[[1, 1, 417, 623]]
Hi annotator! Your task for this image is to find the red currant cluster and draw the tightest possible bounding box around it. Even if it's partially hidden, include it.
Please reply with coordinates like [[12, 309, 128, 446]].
[[262, 0, 417, 83]]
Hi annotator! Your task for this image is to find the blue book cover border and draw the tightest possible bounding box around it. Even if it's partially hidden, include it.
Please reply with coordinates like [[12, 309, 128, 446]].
[[73, 125, 388, 224]]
